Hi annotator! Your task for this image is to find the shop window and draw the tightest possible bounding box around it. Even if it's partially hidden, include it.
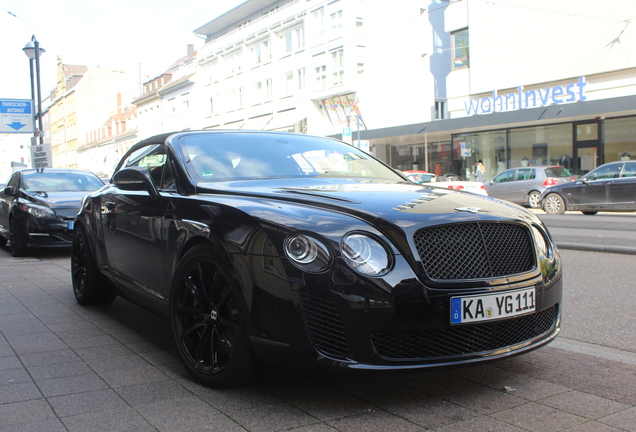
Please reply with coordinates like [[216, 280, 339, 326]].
[[604, 118, 636, 163], [451, 29, 469, 69]]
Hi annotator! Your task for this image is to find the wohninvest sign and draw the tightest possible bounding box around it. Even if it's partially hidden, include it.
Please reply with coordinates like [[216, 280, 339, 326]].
[[464, 77, 587, 116]]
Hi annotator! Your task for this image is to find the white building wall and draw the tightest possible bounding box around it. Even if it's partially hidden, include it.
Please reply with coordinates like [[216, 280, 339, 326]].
[[186, 0, 441, 138], [446, 0, 636, 118]]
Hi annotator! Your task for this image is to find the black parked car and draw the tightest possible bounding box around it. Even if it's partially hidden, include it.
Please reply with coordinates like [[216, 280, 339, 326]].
[[541, 161, 636, 214], [72, 131, 563, 387], [0, 169, 105, 256]]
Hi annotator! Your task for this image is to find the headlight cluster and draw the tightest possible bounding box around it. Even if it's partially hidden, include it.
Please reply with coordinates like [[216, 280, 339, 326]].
[[20, 203, 56, 218], [341, 233, 390, 276], [284, 234, 331, 273], [284, 232, 391, 276]]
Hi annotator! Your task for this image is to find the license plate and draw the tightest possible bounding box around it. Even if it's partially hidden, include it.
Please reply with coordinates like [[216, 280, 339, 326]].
[[451, 287, 536, 324], [68, 221, 74, 230]]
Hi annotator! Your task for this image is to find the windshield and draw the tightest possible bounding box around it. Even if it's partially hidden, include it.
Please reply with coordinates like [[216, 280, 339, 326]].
[[178, 132, 404, 182], [22, 171, 104, 192], [545, 167, 572, 177]]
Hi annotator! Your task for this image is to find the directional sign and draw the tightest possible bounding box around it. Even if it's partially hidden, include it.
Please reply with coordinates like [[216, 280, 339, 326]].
[[0, 99, 34, 134]]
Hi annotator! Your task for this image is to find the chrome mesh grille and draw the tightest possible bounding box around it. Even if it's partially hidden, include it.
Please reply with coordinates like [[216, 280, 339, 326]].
[[300, 290, 350, 359], [414, 222, 534, 280], [371, 305, 558, 360]]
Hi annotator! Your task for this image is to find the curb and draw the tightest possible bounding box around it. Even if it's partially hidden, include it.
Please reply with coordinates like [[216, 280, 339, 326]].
[[556, 242, 636, 255]]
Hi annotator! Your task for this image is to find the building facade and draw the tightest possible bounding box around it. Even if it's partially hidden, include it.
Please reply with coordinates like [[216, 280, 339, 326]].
[[356, 0, 636, 180], [34, 0, 636, 180], [48, 57, 138, 169]]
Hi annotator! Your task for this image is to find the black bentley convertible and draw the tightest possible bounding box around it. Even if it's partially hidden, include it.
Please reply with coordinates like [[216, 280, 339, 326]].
[[71, 131, 563, 387]]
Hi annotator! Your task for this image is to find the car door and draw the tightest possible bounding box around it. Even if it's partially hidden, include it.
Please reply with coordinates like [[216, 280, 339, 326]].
[[609, 162, 636, 210], [487, 169, 517, 201], [574, 163, 620, 209], [102, 144, 173, 303], [507, 168, 535, 204]]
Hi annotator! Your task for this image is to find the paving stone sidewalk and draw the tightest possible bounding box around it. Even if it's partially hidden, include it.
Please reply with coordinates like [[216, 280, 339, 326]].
[[0, 250, 635, 432]]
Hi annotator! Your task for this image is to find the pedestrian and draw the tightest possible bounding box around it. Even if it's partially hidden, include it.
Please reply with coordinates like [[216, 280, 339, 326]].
[[474, 160, 485, 183]]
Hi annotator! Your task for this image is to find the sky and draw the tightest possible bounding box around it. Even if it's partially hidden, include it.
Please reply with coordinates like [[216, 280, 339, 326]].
[[0, 0, 244, 101]]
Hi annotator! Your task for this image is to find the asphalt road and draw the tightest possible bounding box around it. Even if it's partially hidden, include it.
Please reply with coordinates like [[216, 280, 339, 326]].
[[534, 211, 636, 254]]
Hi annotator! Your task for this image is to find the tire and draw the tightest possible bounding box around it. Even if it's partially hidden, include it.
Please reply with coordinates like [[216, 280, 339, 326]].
[[582, 211, 598, 215], [527, 191, 541, 208], [71, 226, 116, 305], [170, 244, 257, 388], [9, 218, 26, 257], [542, 193, 566, 215]]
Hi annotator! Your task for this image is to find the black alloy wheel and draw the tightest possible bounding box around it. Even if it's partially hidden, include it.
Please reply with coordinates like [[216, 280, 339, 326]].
[[9, 218, 25, 257], [542, 193, 566, 215], [71, 226, 116, 305], [170, 245, 257, 388]]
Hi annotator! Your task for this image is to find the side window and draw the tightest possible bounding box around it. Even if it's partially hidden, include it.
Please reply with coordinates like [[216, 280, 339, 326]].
[[494, 170, 515, 183], [7, 173, 20, 189], [160, 159, 176, 190], [515, 168, 533, 181], [619, 162, 636, 178], [586, 164, 620, 181], [121, 144, 168, 188]]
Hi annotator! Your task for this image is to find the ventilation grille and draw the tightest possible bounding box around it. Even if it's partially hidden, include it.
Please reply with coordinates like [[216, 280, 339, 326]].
[[371, 305, 558, 360], [414, 222, 534, 280], [300, 289, 350, 359]]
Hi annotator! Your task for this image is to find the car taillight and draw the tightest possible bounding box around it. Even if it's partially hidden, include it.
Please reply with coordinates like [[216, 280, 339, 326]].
[[543, 178, 558, 186], [571, 176, 576, 181], [448, 185, 464, 190], [480, 185, 486, 190]]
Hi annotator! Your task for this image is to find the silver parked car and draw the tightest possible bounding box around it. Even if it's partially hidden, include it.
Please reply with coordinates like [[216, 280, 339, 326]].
[[486, 166, 575, 208]]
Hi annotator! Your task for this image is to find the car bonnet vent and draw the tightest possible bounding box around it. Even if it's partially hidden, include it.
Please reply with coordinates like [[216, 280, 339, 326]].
[[414, 222, 534, 280]]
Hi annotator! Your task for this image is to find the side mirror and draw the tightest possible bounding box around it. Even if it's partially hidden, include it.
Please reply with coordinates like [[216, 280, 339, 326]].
[[2, 186, 16, 196], [112, 167, 159, 198]]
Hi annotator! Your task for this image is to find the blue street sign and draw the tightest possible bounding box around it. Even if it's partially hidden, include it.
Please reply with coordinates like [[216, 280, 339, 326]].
[[0, 99, 34, 133]]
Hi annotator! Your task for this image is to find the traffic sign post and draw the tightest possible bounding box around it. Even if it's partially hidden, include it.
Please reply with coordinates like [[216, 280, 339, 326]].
[[0, 99, 34, 133]]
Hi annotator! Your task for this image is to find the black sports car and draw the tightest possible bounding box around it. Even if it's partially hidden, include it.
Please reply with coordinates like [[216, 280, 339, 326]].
[[0, 169, 105, 256], [71, 131, 563, 387], [541, 160, 636, 214]]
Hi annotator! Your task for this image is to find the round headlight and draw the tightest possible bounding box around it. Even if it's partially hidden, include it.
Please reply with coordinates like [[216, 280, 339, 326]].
[[341, 233, 390, 276], [284, 234, 331, 272]]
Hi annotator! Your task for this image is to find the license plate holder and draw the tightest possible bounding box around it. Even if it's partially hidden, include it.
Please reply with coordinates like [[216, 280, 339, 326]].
[[451, 287, 536, 325]]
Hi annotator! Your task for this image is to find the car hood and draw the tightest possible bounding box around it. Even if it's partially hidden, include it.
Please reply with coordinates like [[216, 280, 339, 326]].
[[197, 178, 538, 228], [24, 190, 88, 209]]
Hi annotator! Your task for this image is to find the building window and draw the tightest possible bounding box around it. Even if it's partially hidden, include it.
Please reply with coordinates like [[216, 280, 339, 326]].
[[331, 49, 344, 85], [356, 17, 363, 36], [224, 50, 243, 76], [330, 10, 343, 33], [313, 7, 325, 39], [254, 78, 272, 103], [451, 28, 469, 69], [435, 100, 447, 120], [250, 39, 271, 66], [314, 65, 327, 89], [280, 26, 305, 55], [228, 88, 244, 111], [297, 68, 306, 90], [284, 68, 306, 95]]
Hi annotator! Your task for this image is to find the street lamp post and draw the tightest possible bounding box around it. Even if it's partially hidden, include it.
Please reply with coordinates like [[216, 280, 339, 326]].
[[23, 35, 45, 147]]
